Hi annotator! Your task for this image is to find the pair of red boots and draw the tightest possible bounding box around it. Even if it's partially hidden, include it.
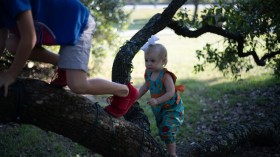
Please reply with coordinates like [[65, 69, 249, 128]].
[[50, 69, 139, 118]]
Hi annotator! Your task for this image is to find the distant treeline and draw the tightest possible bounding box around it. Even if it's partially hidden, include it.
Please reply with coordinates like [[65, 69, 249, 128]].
[[124, 0, 236, 4]]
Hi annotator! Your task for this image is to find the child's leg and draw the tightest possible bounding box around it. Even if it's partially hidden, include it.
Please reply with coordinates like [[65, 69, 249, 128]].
[[28, 46, 59, 65], [166, 143, 177, 157], [66, 69, 128, 96], [6, 33, 65, 87], [6, 33, 58, 65], [57, 16, 138, 117], [159, 111, 183, 157], [66, 69, 138, 117]]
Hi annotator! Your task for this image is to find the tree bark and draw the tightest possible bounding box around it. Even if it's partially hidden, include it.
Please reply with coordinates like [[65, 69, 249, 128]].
[[1, 79, 280, 157], [0, 78, 168, 157]]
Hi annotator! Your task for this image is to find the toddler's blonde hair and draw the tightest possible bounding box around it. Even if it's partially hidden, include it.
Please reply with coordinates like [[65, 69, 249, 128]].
[[146, 43, 168, 66]]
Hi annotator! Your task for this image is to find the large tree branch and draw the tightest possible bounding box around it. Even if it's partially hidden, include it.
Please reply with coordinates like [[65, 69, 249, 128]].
[[1, 79, 279, 157], [0, 78, 169, 157], [0, 1, 191, 156], [167, 19, 280, 66]]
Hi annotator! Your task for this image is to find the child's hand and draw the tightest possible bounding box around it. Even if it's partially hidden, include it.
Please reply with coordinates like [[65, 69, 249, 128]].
[[147, 98, 158, 106]]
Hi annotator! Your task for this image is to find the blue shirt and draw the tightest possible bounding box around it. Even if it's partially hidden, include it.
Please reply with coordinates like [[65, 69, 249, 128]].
[[0, 0, 89, 45]]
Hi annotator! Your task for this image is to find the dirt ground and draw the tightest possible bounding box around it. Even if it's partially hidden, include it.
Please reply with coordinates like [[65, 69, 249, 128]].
[[177, 85, 280, 157]]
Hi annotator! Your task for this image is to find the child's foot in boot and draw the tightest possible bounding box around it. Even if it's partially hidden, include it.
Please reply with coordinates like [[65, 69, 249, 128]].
[[105, 83, 139, 118]]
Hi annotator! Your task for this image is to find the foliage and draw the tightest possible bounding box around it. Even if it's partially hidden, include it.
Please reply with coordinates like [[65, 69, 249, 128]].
[[80, 0, 129, 75], [124, 0, 236, 4], [176, 0, 280, 78]]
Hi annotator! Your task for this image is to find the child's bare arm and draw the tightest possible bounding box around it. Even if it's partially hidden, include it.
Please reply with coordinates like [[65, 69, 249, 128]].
[[7, 10, 36, 78], [138, 83, 148, 99], [0, 10, 36, 97]]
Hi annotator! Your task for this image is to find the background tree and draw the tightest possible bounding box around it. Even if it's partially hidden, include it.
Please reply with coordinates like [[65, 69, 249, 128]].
[[113, 0, 280, 80], [173, 0, 280, 78], [82, 0, 129, 75]]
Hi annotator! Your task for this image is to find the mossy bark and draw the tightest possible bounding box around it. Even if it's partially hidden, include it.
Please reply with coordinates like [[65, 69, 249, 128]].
[[0, 78, 168, 157]]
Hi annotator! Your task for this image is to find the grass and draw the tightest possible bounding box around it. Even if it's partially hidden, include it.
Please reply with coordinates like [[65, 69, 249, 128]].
[[1, 5, 278, 157], [0, 124, 92, 157]]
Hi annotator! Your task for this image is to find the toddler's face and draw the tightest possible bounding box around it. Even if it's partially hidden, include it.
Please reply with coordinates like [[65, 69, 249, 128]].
[[144, 50, 164, 72]]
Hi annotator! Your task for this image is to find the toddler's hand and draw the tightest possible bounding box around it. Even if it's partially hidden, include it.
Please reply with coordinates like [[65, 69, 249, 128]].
[[147, 98, 158, 106]]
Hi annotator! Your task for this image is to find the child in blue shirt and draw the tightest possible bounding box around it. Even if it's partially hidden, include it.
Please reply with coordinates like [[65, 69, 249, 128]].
[[0, 0, 138, 118]]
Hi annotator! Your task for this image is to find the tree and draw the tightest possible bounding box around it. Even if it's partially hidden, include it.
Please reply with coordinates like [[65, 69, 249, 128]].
[[112, 0, 280, 81], [1, 0, 280, 156], [181, 0, 280, 78], [79, 0, 130, 75], [0, 79, 165, 157]]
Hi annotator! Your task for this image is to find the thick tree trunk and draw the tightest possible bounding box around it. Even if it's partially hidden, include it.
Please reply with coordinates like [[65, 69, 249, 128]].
[[0, 78, 169, 157]]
